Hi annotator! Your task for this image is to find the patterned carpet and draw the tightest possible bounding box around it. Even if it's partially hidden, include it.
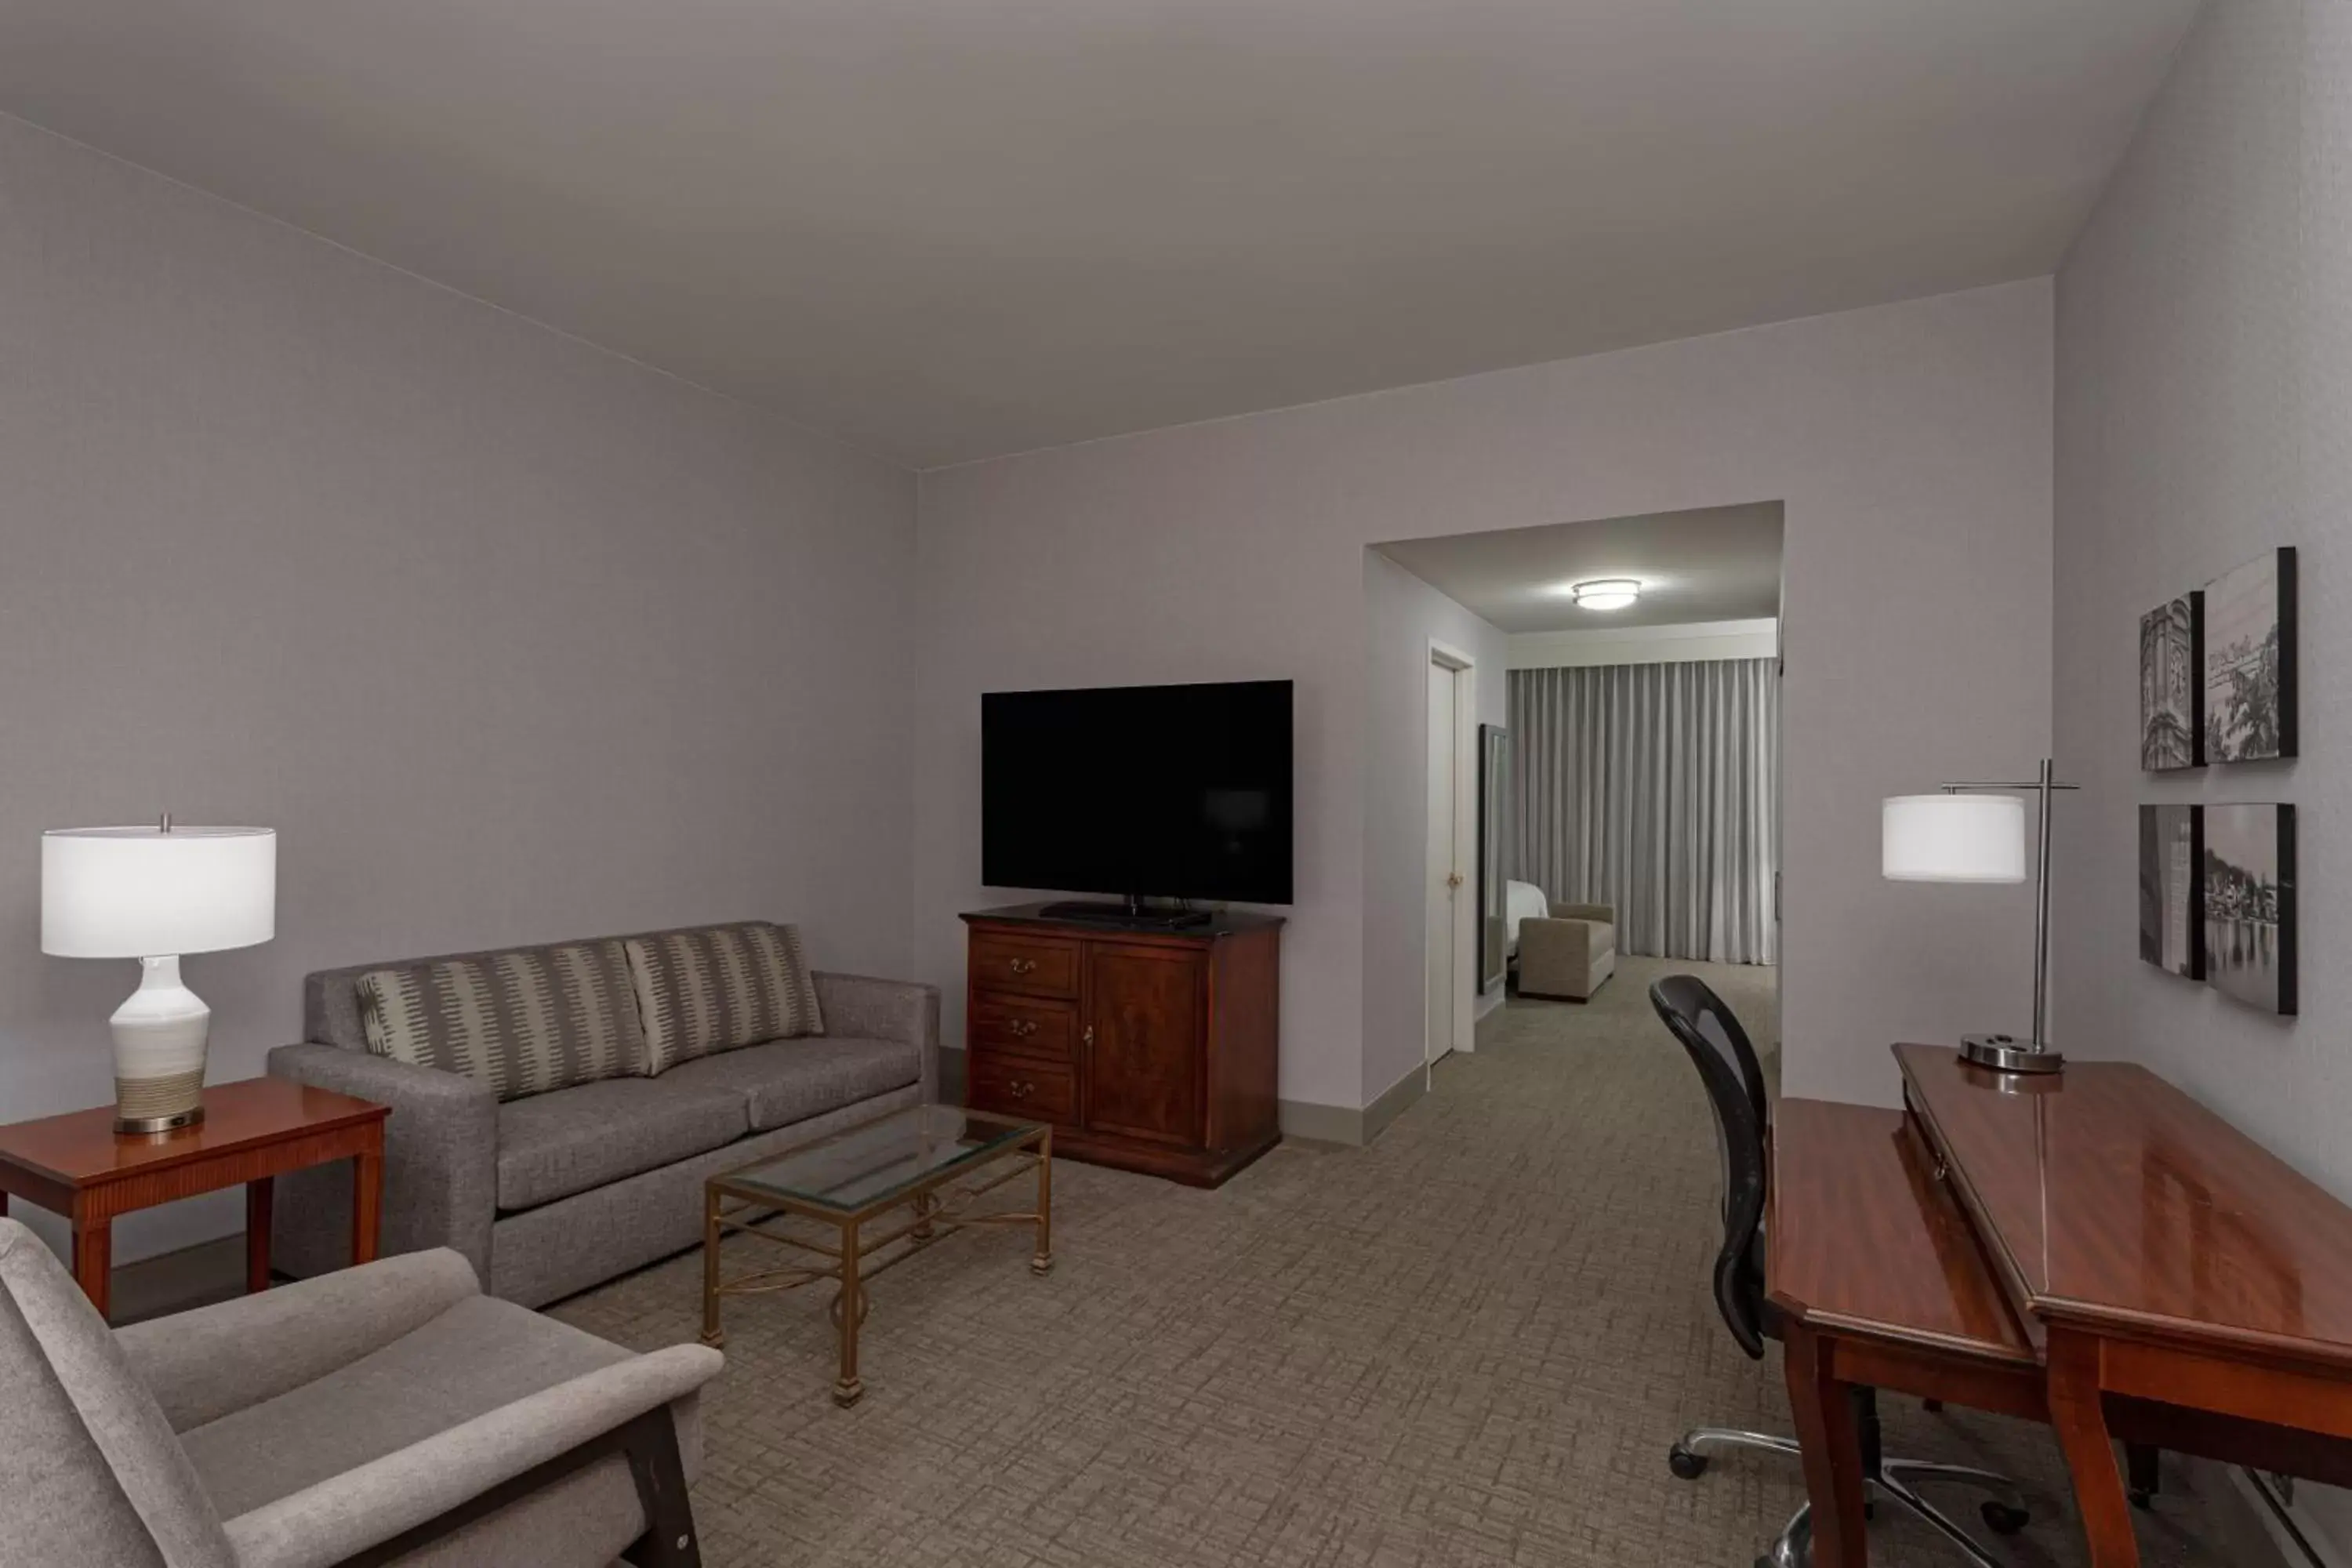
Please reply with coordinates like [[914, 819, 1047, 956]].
[[554, 956, 2239, 1567]]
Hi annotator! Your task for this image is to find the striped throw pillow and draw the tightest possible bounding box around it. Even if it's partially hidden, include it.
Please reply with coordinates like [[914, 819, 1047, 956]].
[[624, 923, 824, 1075], [355, 942, 644, 1101]]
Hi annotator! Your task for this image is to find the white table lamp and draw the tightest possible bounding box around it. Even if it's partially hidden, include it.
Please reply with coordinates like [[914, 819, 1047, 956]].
[[1882, 760, 2074, 1075], [42, 820, 277, 1132]]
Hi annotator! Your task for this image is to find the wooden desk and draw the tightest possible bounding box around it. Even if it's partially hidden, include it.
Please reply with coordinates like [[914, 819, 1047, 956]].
[[0, 1077, 388, 1320], [1898, 1043, 2352, 1567], [1769, 1098, 2049, 1566]]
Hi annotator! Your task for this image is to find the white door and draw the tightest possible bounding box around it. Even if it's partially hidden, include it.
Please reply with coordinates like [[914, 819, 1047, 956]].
[[1427, 660, 1460, 1065]]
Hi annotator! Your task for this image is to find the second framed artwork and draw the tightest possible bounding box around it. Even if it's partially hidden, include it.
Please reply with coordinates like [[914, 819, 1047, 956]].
[[2136, 801, 2297, 1016]]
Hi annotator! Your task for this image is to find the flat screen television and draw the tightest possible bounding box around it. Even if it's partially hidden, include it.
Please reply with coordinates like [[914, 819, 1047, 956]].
[[982, 679, 1294, 907]]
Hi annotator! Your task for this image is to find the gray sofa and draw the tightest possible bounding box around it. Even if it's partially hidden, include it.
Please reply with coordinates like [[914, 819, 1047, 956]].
[[0, 1217, 720, 1567], [270, 923, 938, 1308]]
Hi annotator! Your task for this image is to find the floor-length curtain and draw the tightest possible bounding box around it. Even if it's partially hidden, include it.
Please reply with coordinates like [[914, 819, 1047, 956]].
[[1508, 658, 1778, 964]]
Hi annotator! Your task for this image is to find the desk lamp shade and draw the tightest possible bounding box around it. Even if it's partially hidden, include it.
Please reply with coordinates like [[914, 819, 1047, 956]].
[[1882, 795, 2026, 884], [42, 826, 276, 1132]]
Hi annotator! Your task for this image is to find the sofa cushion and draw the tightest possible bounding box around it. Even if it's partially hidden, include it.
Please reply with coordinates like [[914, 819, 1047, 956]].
[[624, 923, 824, 1074], [658, 1036, 921, 1132], [495, 1078, 747, 1211], [355, 941, 644, 1102], [178, 1294, 633, 1521]]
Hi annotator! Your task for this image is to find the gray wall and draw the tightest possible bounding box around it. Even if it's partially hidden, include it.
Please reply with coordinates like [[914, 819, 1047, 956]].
[[0, 114, 919, 1261], [1360, 549, 1509, 1105], [916, 279, 2054, 1117], [2054, 0, 2352, 1546]]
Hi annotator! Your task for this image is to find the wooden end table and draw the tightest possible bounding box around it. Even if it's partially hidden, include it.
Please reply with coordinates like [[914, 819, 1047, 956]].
[[0, 1076, 390, 1320]]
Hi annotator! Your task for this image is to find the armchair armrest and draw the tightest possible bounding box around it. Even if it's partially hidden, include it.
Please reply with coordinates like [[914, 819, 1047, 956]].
[[1549, 902, 1615, 924], [267, 1044, 498, 1280], [812, 971, 941, 1102], [223, 1345, 724, 1568], [118, 1249, 480, 1432]]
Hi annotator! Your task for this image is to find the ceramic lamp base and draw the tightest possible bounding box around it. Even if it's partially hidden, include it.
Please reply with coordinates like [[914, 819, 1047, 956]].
[[1960, 1032, 2065, 1075], [114, 1087, 205, 1134], [110, 956, 209, 1135]]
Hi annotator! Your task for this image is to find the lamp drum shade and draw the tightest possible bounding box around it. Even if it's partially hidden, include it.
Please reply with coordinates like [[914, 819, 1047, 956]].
[[1882, 795, 2026, 884], [42, 826, 277, 958]]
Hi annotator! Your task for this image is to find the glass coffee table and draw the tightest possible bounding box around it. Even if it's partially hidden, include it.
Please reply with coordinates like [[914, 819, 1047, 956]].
[[701, 1103, 1052, 1405]]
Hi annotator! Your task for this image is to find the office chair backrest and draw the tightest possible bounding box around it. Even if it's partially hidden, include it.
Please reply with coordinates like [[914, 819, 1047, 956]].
[[1649, 975, 1769, 1358]]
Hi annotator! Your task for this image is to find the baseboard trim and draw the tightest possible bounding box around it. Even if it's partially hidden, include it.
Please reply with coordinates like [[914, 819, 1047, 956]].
[[1279, 1065, 1428, 1148], [1361, 1063, 1428, 1143], [949, 1047, 1426, 1151], [1278, 1098, 1363, 1145]]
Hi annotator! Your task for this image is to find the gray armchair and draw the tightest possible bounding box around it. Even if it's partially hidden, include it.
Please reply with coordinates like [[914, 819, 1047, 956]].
[[0, 1217, 720, 1568], [1517, 901, 1618, 1000]]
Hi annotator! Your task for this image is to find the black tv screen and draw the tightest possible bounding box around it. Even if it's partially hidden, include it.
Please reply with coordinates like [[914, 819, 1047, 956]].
[[982, 680, 1294, 905]]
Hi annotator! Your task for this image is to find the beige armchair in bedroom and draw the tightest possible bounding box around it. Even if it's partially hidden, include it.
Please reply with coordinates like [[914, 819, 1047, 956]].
[[1511, 884, 1618, 1001]]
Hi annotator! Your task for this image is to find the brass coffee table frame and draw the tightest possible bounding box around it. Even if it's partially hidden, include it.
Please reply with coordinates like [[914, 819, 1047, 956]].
[[699, 1112, 1052, 1406]]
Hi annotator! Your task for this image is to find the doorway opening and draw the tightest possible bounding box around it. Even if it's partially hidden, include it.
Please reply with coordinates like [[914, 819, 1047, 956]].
[[1367, 500, 1786, 1109]]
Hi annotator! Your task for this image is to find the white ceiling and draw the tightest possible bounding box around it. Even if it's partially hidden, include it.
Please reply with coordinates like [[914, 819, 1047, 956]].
[[1376, 503, 1784, 632], [0, 1, 2198, 468]]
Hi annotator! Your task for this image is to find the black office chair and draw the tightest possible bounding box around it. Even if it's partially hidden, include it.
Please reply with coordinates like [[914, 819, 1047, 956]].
[[1648, 975, 2031, 1568]]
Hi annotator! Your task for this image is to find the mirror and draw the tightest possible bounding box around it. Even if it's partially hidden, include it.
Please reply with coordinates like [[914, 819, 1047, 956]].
[[1479, 724, 1510, 991]]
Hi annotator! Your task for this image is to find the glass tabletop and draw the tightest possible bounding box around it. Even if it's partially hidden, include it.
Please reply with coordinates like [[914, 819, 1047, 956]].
[[714, 1103, 1041, 1214]]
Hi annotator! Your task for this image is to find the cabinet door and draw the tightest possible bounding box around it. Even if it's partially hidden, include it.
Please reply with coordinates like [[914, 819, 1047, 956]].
[[1083, 943, 1203, 1146]]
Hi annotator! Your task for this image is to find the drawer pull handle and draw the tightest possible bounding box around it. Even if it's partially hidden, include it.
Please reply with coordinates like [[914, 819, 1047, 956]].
[[1007, 958, 1038, 975], [1008, 1018, 1037, 1037]]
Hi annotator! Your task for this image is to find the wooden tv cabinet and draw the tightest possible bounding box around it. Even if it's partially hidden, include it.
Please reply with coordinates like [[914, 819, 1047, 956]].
[[959, 904, 1282, 1188]]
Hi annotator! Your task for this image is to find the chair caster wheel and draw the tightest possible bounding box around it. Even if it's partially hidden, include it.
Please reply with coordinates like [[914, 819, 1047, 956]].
[[1668, 1444, 1708, 1480], [2129, 1490, 2154, 1512], [1982, 1501, 2031, 1535]]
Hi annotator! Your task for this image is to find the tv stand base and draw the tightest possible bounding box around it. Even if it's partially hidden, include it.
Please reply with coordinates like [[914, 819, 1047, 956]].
[[1036, 899, 1212, 930]]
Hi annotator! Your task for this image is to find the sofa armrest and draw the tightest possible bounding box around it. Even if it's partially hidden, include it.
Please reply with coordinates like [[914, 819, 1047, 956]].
[[118, 1249, 481, 1432], [223, 1344, 724, 1568], [1549, 902, 1615, 925], [813, 971, 941, 1103], [267, 1044, 498, 1281]]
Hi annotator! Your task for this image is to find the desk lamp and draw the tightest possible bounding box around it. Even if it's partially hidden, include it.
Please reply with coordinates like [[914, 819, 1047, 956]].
[[1882, 759, 2075, 1075]]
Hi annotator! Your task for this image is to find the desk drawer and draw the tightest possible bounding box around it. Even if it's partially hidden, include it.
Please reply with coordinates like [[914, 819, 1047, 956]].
[[969, 931, 1080, 998], [967, 1047, 1076, 1125], [969, 994, 1077, 1062]]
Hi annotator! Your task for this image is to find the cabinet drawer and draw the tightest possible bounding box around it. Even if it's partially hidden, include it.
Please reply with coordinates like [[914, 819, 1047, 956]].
[[967, 1048, 1076, 1124], [969, 931, 1080, 998], [969, 994, 1077, 1062]]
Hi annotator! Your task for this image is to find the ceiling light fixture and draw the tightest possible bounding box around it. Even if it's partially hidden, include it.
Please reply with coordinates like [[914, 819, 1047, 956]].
[[1566, 579, 1641, 611]]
